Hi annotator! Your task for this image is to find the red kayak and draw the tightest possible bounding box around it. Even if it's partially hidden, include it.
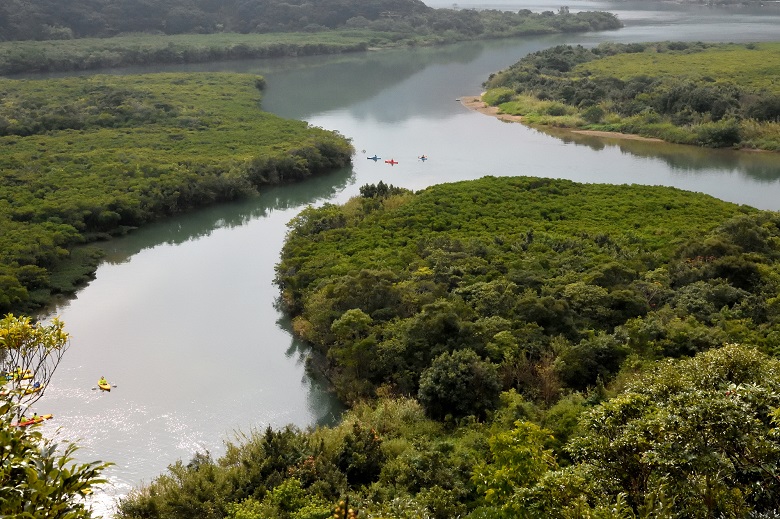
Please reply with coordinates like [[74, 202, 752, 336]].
[[13, 414, 53, 427], [385, 159, 398, 165]]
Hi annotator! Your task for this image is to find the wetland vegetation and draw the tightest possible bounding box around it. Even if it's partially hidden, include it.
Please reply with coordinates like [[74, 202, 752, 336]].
[[0, 72, 353, 314], [481, 42, 780, 151], [0, 0, 620, 74]]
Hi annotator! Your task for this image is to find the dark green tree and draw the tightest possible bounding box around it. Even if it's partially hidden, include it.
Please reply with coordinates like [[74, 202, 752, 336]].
[[418, 348, 501, 421]]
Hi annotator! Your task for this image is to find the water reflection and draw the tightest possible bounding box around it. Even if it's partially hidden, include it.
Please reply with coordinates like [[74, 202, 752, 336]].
[[542, 127, 780, 183], [98, 165, 354, 265]]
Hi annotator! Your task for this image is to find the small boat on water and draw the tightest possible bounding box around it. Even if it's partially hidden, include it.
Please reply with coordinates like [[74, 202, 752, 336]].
[[367, 155, 381, 161], [385, 159, 398, 165], [23, 382, 43, 395], [4, 369, 33, 381], [13, 414, 53, 427], [98, 379, 111, 391]]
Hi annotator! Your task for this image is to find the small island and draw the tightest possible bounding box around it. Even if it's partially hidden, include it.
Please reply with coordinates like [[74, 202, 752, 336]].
[[476, 41, 780, 151]]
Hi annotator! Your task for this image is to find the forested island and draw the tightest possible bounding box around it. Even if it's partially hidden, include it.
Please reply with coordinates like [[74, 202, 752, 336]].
[[479, 41, 780, 151], [113, 177, 780, 518], [0, 0, 620, 74], [0, 73, 353, 314]]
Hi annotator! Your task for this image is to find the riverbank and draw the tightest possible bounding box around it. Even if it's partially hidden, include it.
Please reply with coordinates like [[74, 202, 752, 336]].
[[459, 95, 664, 143], [0, 9, 621, 76], [476, 42, 780, 152]]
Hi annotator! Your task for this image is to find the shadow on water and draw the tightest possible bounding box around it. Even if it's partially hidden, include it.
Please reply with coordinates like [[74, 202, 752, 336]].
[[278, 313, 346, 427], [96, 165, 355, 265], [539, 126, 780, 183]]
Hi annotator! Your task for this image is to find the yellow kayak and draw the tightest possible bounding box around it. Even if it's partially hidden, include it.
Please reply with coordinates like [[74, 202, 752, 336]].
[[4, 369, 33, 381], [98, 381, 111, 391], [23, 383, 44, 395]]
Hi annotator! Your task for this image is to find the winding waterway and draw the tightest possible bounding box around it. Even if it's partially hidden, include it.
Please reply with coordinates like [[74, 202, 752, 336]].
[[27, 1, 780, 515]]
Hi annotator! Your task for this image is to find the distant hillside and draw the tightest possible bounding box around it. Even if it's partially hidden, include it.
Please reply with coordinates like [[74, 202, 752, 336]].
[[0, 0, 433, 40]]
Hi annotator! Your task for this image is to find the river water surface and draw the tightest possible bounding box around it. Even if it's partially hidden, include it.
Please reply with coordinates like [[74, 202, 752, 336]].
[[29, 1, 780, 515]]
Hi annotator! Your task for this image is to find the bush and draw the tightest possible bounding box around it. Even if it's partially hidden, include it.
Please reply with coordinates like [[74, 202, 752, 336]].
[[418, 349, 501, 421]]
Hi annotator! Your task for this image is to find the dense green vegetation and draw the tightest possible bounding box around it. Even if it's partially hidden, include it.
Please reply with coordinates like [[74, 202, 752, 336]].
[[116, 347, 780, 519], [276, 177, 780, 403], [0, 73, 353, 315], [0, 2, 620, 74], [0, 0, 619, 40], [481, 42, 780, 151], [116, 177, 780, 517]]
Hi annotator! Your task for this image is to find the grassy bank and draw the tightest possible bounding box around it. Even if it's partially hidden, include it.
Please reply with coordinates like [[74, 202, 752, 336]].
[[481, 41, 780, 151]]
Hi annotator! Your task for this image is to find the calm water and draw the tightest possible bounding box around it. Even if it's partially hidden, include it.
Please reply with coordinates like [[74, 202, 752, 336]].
[[28, 2, 780, 515]]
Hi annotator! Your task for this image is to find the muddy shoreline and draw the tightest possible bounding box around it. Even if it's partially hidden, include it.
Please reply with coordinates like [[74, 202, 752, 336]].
[[459, 95, 664, 142]]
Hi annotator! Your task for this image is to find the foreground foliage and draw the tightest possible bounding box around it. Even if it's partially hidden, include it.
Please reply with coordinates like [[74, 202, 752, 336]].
[[0, 316, 110, 518], [0, 73, 353, 314], [0, 314, 69, 412], [481, 41, 780, 151], [0, 401, 111, 518], [116, 345, 780, 518]]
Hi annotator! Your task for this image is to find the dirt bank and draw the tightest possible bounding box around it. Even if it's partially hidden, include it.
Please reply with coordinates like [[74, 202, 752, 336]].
[[459, 95, 664, 142]]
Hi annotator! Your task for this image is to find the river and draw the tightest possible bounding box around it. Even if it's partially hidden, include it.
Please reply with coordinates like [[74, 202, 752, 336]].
[[29, 1, 780, 516]]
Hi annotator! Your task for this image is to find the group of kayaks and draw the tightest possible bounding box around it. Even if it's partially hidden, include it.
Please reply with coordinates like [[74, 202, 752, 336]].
[[2, 368, 44, 396], [3, 369, 113, 427], [366, 153, 429, 165]]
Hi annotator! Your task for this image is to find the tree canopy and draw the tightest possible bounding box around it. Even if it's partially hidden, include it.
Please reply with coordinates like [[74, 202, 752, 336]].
[[276, 176, 780, 409]]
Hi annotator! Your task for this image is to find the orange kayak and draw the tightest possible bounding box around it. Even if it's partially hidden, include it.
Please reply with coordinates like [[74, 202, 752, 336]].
[[13, 414, 53, 427]]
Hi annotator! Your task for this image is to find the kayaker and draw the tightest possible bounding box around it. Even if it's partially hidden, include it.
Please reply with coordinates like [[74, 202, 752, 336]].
[[31, 412, 39, 422], [99, 376, 108, 386]]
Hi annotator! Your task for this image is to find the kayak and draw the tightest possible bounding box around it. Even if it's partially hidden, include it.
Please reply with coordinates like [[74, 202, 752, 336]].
[[23, 383, 44, 395], [4, 369, 33, 381], [13, 414, 53, 427], [98, 381, 111, 391]]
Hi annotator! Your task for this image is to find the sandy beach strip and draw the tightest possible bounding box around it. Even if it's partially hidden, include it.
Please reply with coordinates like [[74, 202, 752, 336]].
[[459, 95, 664, 142]]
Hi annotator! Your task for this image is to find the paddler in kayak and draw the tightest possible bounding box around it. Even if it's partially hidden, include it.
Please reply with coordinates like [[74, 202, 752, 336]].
[[99, 376, 108, 386]]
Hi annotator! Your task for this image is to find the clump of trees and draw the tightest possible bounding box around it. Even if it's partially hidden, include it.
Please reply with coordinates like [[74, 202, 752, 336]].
[[0, 73, 353, 315], [482, 42, 780, 151], [276, 177, 780, 409]]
